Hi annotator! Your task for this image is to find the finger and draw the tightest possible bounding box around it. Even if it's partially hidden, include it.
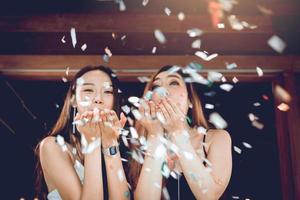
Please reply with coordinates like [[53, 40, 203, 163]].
[[166, 97, 184, 117], [157, 100, 170, 121], [120, 112, 127, 128], [149, 101, 156, 119], [161, 98, 176, 119], [140, 99, 150, 118]]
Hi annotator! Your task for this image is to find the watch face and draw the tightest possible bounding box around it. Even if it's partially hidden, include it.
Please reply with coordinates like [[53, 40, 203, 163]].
[[109, 146, 117, 155]]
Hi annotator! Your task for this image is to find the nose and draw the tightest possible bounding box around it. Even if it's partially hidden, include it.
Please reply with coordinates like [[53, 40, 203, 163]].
[[94, 94, 103, 104]]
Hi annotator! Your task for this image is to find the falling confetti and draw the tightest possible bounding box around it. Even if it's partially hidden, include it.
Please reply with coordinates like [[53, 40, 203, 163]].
[[248, 113, 259, 121], [103, 54, 110, 63], [164, 7, 171, 16], [257, 5, 273, 15], [197, 126, 207, 135], [118, 0, 126, 11], [118, 169, 125, 182], [205, 104, 214, 109], [105, 47, 113, 57], [252, 120, 264, 130], [132, 109, 142, 120], [152, 46, 157, 54], [177, 12, 185, 21], [153, 87, 168, 97], [61, 35, 66, 43], [243, 142, 253, 149], [121, 105, 130, 114], [161, 162, 171, 178], [226, 62, 237, 70], [195, 51, 218, 61], [256, 67, 264, 77], [62, 77, 68, 83], [154, 29, 167, 44], [207, 71, 223, 82], [128, 96, 140, 104], [70, 27, 77, 48], [187, 28, 203, 37], [233, 146, 242, 154], [142, 0, 149, 7], [274, 85, 292, 103], [130, 127, 139, 139], [253, 102, 261, 107], [232, 77, 239, 83], [81, 44, 87, 51], [209, 112, 228, 129], [191, 39, 201, 49], [217, 23, 225, 29], [220, 83, 233, 92], [268, 35, 286, 54], [277, 103, 290, 111]]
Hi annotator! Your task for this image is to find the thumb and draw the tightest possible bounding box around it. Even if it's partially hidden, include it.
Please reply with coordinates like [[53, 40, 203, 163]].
[[120, 112, 127, 128]]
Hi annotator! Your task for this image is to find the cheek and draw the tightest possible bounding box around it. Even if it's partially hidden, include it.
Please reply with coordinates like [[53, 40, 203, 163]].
[[103, 95, 114, 109], [168, 89, 189, 113]]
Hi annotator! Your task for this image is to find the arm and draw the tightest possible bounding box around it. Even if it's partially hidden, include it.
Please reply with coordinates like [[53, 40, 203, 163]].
[[39, 136, 103, 200]]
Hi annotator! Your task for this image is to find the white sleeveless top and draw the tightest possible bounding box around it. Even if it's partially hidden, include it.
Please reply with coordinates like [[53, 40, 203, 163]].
[[47, 160, 84, 200]]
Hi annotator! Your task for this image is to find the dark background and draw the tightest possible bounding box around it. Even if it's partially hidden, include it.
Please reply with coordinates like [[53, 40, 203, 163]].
[[0, 76, 282, 200]]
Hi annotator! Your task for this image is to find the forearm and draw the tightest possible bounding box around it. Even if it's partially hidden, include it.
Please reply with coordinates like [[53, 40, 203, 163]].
[[104, 152, 130, 200], [81, 145, 104, 200], [134, 136, 165, 200], [173, 133, 220, 200]]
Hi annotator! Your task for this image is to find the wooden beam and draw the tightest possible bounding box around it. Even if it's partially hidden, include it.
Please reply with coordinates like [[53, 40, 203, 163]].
[[1, 55, 299, 81]]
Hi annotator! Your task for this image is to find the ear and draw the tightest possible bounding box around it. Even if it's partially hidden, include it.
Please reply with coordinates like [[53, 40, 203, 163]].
[[188, 99, 193, 108], [70, 94, 77, 108]]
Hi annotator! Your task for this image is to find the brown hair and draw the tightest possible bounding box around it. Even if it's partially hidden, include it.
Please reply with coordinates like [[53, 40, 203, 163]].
[[128, 65, 209, 192], [34, 65, 121, 199]]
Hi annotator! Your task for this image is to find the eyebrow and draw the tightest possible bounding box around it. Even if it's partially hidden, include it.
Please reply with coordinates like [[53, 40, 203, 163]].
[[82, 83, 95, 86], [154, 74, 181, 82]]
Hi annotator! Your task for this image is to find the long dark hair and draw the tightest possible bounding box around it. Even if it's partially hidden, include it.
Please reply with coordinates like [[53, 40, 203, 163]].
[[128, 65, 209, 192], [34, 65, 121, 199]]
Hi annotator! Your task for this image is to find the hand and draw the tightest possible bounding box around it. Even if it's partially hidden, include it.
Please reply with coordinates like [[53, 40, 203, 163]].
[[137, 99, 164, 138], [74, 109, 101, 143], [156, 97, 189, 135], [100, 109, 127, 148]]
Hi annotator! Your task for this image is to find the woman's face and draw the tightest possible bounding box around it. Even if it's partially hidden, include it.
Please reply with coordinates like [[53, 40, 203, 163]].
[[75, 70, 114, 113], [151, 71, 190, 115]]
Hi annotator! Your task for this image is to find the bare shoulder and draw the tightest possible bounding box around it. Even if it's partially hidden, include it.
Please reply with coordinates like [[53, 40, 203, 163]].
[[207, 129, 232, 146]]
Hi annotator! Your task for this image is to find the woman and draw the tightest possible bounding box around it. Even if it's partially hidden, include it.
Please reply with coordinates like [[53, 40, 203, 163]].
[[129, 65, 232, 200], [35, 66, 130, 200]]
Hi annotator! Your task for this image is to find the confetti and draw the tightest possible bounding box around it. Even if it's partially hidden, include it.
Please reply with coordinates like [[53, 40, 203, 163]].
[[162, 187, 170, 200], [252, 120, 264, 130], [205, 104, 214, 109], [82, 137, 101, 154], [268, 35, 286, 54], [274, 85, 292, 103], [62, 77, 68, 82], [118, 169, 125, 182], [220, 83, 233, 92], [217, 23, 225, 29], [164, 7, 171, 16], [277, 103, 290, 111], [128, 96, 140, 104], [183, 151, 194, 160], [256, 67, 264, 77], [228, 15, 244, 31], [56, 135, 65, 146], [118, 0, 126, 11], [161, 162, 171, 178], [130, 127, 139, 139], [154, 144, 167, 159], [76, 77, 85, 86], [121, 105, 130, 114], [207, 71, 223, 82], [105, 47, 113, 57], [153, 87, 168, 97], [187, 28, 203, 37], [257, 5, 273, 15], [152, 46, 157, 54], [70, 27, 77, 48], [81, 44, 87, 51], [243, 142, 253, 149], [233, 146, 242, 154], [209, 112, 228, 129], [232, 195, 240, 199], [195, 51, 218, 61], [191, 39, 201, 49], [248, 113, 259, 121], [103, 54, 110, 63], [61, 35, 66, 43], [154, 29, 167, 44], [254, 102, 261, 107], [137, 76, 150, 83], [144, 91, 153, 100], [142, 0, 149, 7], [232, 77, 239, 83], [226, 62, 237, 70], [197, 126, 207, 135], [132, 109, 142, 120], [177, 12, 185, 21]]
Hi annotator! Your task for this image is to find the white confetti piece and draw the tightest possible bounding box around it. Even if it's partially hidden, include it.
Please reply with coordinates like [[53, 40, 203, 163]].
[[157, 112, 166, 124], [177, 12, 185, 21], [228, 15, 244, 31], [243, 142, 253, 149], [128, 96, 140, 104], [78, 100, 92, 107], [221, 76, 227, 82], [70, 27, 77, 48], [254, 102, 261, 107], [220, 83, 233, 92], [121, 105, 130, 114], [152, 46, 157, 54], [121, 35, 126, 40], [197, 126, 207, 135], [153, 87, 168, 97], [62, 77, 68, 83], [137, 76, 150, 83], [217, 23, 225, 29], [233, 146, 242, 154], [56, 135, 65, 146], [82, 137, 101, 154], [164, 7, 171, 16], [121, 135, 129, 147], [252, 120, 264, 130], [268, 35, 286, 54], [118, 169, 125, 182], [76, 77, 85, 86], [154, 144, 167, 159], [277, 103, 290, 111], [132, 109, 142, 120], [232, 195, 240, 199], [118, 0, 126, 11], [191, 39, 201, 49], [205, 104, 214, 109], [61, 35, 66, 43], [161, 163, 171, 178], [232, 76, 239, 83], [154, 29, 167, 44], [187, 28, 203, 37], [183, 151, 194, 160], [274, 85, 292, 103], [257, 5, 273, 15], [81, 43, 87, 51], [248, 113, 259, 121], [105, 47, 113, 57], [207, 71, 223, 82], [256, 67, 264, 77], [142, 0, 149, 6], [103, 54, 109, 63], [209, 112, 228, 129], [195, 51, 218, 61], [226, 62, 237, 70], [130, 127, 139, 139]]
